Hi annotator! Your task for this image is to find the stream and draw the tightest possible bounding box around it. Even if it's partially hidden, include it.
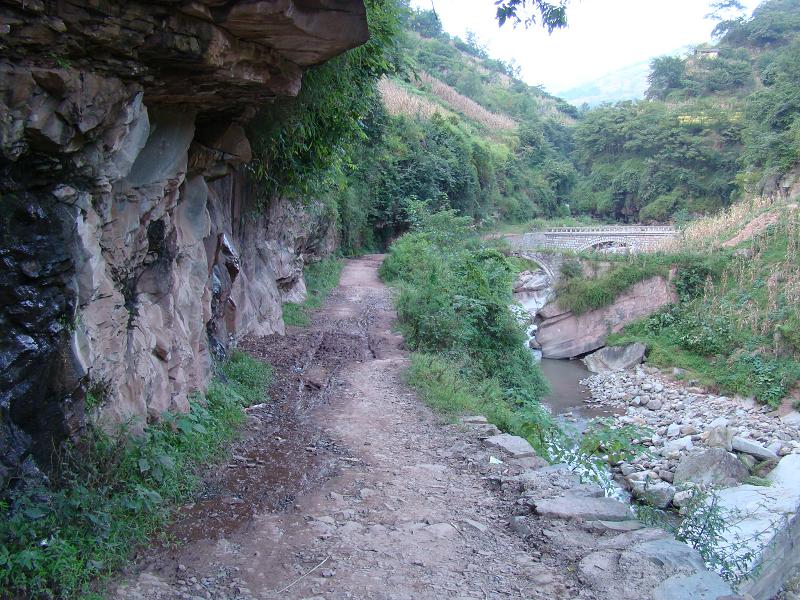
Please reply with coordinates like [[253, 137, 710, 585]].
[[537, 357, 628, 499], [539, 358, 622, 430]]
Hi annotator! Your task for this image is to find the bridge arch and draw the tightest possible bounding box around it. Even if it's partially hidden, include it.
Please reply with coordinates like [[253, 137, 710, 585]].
[[515, 251, 559, 280], [577, 238, 634, 253]]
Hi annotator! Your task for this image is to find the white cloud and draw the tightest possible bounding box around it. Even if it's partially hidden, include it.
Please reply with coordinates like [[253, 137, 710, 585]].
[[411, 0, 763, 94]]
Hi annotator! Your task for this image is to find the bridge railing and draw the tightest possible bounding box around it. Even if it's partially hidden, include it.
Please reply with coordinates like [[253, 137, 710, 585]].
[[509, 226, 680, 254], [533, 226, 677, 234]]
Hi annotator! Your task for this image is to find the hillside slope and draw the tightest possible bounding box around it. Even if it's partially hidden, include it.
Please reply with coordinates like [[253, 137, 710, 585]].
[[607, 198, 800, 406], [571, 0, 800, 223], [329, 7, 580, 250]]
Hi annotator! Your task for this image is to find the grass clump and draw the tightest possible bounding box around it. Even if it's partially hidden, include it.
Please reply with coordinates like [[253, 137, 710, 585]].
[[282, 257, 343, 326], [609, 215, 800, 406], [556, 260, 669, 315], [0, 352, 271, 600], [381, 206, 553, 452]]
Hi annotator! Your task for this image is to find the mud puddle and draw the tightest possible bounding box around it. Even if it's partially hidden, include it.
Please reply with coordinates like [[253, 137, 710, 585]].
[[161, 324, 371, 547]]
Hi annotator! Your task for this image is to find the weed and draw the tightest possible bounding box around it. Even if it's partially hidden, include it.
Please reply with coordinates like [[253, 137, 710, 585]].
[[282, 257, 343, 327], [0, 353, 271, 599]]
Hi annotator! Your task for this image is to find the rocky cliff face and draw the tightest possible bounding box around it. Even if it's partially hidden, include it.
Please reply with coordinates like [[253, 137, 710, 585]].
[[0, 0, 364, 488], [534, 275, 676, 359]]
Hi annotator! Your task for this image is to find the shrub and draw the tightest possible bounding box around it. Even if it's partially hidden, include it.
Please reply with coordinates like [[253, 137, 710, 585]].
[[382, 207, 551, 448], [559, 257, 583, 280], [676, 313, 734, 356], [0, 353, 271, 599]]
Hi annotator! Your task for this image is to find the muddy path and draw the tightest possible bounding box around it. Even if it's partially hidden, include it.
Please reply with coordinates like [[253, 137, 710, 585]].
[[112, 255, 577, 600]]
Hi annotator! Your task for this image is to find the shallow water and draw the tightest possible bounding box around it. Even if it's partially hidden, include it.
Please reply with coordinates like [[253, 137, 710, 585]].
[[538, 358, 628, 499], [539, 358, 623, 433]]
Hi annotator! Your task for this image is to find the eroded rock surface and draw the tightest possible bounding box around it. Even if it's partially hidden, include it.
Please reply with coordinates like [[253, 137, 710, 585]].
[[536, 275, 676, 358], [583, 342, 647, 373], [0, 0, 362, 486]]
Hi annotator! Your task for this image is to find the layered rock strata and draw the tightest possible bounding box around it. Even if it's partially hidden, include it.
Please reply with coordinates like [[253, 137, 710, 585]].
[[536, 275, 674, 359], [0, 0, 364, 487]]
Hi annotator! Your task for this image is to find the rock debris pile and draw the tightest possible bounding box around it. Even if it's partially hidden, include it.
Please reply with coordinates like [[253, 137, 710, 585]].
[[582, 365, 800, 508]]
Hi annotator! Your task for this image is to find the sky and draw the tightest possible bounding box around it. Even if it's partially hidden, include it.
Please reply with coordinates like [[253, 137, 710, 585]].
[[409, 0, 764, 96]]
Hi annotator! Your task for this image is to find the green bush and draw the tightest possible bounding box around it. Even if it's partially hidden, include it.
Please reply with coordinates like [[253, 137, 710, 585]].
[[778, 315, 800, 352], [676, 312, 734, 355], [0, 353, 271, 599], [283, 257, 343, 327], [382, 207, 551, 447]]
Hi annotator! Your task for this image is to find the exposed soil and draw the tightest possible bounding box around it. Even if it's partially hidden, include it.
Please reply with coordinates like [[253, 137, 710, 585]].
[[114, 255, 690, 600], [721, 203, 798, 248]]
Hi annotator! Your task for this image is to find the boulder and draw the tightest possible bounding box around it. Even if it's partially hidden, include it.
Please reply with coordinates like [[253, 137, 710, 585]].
[[731, 436, 779, 462], [534, 495, 631, 521], [714, 455, 800, 599], [582, 342, 647, 373], [661, 436, 694, 459], [630, 479, 676, 508], [483, 434, 536, 458], [579, 536, 715, 600], [513, 269, 556, 316], [780, 411, 800, 427], [705, 417, 733, 451], [674, 448, 749, 487], [652, 572, 733, 600], [513, 270, 551, 293]]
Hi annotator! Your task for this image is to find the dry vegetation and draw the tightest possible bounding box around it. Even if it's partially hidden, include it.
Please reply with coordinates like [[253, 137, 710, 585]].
[[378, 78, 450, 119], [670, 196, 797, 252], [415, 72, 517, 130]]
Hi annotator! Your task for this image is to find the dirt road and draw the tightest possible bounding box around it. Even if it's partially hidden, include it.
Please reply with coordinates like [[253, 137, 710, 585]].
[[112, 255, 572, 599]]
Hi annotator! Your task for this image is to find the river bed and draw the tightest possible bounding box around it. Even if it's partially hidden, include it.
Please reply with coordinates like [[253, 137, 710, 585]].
[[537, 358, 628, 499], [539, 358, 623, 431]]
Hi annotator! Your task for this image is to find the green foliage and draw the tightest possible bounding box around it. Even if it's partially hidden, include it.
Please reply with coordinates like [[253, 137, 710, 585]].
[[646, 56, 686, 100], [0, 352, 270, 599], [494, 0, 569, 32], [778, 315, 800, 352], [283, 258, 344, 327], [559, 257, 583, 280], [572, 101, 741, 222], [674, 261, 714, 301], [573, 0, 800, 221], [382, 208, 552, 449], [635, 487, 764, 588], [578, 418, 650, 465], [674, 311, 735, 355], [675, 489, 761, 587], [556, 259, 669, 315], [249, 0, 403, 199], [220, 351, 273, 406]]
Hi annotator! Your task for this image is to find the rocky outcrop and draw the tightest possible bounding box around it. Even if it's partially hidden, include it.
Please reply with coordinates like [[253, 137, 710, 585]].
[[0, 0, 363, 487], [512, 268, 555, 316], [536, 275, 676, 359], [583, 342, 647, 373]]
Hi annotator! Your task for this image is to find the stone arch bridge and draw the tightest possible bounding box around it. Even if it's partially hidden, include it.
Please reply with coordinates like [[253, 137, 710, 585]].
[[512, 226, 678, 254], [506, 226, 678, 279]]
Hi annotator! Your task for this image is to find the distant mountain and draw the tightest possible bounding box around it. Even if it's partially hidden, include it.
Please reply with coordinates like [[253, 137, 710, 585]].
[[556, 60, 653, 107]]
